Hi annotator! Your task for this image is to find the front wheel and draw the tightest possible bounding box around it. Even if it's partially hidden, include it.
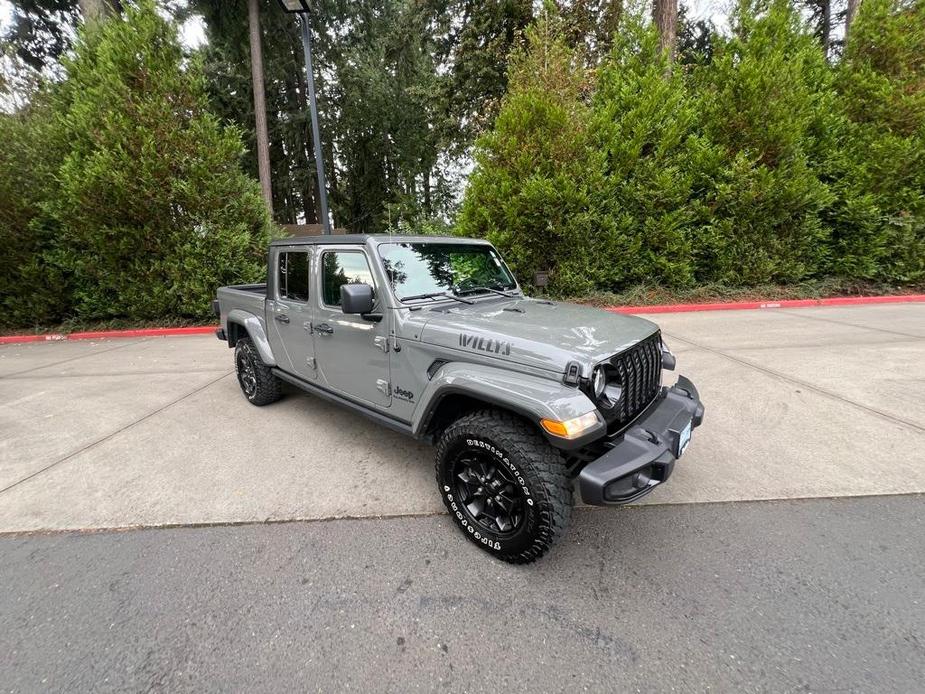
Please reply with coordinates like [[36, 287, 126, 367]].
[[435, 409, 572, 564]]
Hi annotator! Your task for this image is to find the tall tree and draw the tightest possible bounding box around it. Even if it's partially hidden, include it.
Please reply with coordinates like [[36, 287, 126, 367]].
[[196, 0, 532, 231], [820, 0, 832, 53], [799, 0, 848, 57], [457, 9, 603, 292], [694, 0, 838, 284], [246, 0, 274, 217], [433, 0, 534, 153], [677, 2, 714, 65], [40, 0, 274, 321], [557, 0, 623, 65], [652, 0, 679, 60], [832, 0, 925, 281], [196, 0, 319, 225]]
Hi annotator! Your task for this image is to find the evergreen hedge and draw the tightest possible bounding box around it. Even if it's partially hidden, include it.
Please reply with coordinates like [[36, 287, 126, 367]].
[[1, 0, 923, 327], [0, 1, 274, 328], [458, 0, 925, 294]]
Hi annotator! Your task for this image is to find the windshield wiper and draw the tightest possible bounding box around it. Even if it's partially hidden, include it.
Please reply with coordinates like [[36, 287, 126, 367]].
[[454, 284, 518, 298], [400, 291, 474, 305]]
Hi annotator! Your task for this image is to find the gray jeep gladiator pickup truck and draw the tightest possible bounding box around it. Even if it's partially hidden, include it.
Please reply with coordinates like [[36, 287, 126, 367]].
[[215, 235, 704, 563]]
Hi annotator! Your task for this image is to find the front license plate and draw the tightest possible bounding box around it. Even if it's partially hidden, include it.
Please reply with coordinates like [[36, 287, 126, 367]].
[[677, 420, 692, 457]]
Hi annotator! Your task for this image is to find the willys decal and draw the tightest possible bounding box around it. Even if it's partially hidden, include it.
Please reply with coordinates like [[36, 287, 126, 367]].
[[458, 333, 512, 356]]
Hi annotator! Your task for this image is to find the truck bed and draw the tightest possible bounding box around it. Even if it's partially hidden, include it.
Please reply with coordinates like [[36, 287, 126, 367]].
[[223, 283, 266, 296], [216, 283, 267, 322]]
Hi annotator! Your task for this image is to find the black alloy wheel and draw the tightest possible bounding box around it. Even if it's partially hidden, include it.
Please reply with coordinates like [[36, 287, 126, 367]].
[[453, 449, 527, 535], [236, 348, 258, 399]]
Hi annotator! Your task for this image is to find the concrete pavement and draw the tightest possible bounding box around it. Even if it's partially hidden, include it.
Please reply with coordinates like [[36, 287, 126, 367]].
[[0, 303, 924, 532], [2, 496, 923, 693]]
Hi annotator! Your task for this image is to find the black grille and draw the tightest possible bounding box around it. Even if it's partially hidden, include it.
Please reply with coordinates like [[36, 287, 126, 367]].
[[606, 332, 662, 428]]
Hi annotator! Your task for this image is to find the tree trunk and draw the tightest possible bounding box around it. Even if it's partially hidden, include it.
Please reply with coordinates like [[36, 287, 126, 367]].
[[652, 0, 678, 61], [845, 0, 862, 40], [820, 0, 832, 56], [79, 0, 120, 24], [423, 168, 432, 217], [247, 0, 274, 220]]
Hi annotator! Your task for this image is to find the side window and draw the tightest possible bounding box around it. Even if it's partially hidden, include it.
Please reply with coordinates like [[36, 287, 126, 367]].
[[278, 251, 309, 303], [322, 251, 375, 307]]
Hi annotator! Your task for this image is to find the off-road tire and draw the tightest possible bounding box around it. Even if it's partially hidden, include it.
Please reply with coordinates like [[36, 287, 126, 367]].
[[435, 409, 572, 564], [234, 337, 282, 406]]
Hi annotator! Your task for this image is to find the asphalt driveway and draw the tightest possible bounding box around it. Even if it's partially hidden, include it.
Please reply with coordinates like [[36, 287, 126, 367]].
[[3, 496, 923, 693], [1, 302, 924, 532], [3, 302, 924, 693]]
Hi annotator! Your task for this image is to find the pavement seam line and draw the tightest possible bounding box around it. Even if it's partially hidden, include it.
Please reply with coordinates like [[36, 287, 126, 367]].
[[687, 336, 925, 352], [0, 338, 149, 379], [4, 368, 232, 381], [0, 371, 234, 497], [768, 308, 925, 340], [0, 491, 922, 538], [664, 332, 925, 433]]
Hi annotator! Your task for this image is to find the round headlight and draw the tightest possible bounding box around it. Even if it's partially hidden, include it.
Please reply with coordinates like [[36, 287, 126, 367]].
[[591, 366, 606, 398]]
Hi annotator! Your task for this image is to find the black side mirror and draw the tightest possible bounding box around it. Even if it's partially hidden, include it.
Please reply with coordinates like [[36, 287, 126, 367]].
[[340, 283, 375, 315]]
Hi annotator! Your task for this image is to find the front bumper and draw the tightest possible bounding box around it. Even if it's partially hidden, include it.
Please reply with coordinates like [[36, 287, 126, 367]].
[[578, 375, 704, 506]]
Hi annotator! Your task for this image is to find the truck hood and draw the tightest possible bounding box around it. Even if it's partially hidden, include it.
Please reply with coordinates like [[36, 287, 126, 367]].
[[416, 297, 659, 375]]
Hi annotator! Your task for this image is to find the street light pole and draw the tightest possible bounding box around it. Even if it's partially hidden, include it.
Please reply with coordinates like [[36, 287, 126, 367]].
[[298, 14, 331, 234], [277, 0, 331, 235]]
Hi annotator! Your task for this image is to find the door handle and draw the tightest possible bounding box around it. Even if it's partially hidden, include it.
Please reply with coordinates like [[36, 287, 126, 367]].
[[315, 323, 334, 335], [275, 314, 290, 324]]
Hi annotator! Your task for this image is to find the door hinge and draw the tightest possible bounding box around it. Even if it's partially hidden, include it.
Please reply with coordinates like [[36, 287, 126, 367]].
[[374, 336, 389, 353], [306, 357, 316, 369], [376, 379, 390, 396]]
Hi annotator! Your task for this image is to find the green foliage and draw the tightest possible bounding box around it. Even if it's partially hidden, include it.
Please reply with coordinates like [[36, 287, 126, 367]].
[[3, 0, 925, 327], [692, 0, 838, 284], [0, 91, 67, 327], [456, 10, 606, 295], [2, 1, 274, 327], [195, 0, 532, 233], [590, 16, 707, 287], [460, 0, 925, 294], [831, 0, 925, 281]]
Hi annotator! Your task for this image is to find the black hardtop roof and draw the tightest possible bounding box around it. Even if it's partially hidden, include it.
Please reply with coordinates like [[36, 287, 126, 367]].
[[269, 234, 490, 247]]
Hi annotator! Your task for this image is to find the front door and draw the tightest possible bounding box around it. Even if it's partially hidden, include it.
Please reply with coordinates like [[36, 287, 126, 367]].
[[267, 247, 316, 381], [312, 247, 391, 407]]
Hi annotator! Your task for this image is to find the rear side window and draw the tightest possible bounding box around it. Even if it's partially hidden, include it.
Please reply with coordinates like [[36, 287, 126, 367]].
[[278, 251, 309, 303], [321, 251, 375, 307]]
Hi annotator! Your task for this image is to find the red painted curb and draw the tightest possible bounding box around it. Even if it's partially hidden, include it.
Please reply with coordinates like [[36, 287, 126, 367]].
[[65, 326, 218, 340], [0, 326, 217, 345], [606, 294, 925, 315]]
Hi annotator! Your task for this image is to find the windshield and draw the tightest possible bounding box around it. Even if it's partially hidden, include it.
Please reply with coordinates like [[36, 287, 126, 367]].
[[378, 242, 517, 301]]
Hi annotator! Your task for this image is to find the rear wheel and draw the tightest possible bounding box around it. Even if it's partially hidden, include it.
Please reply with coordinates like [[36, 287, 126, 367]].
[[234, 337, 282, 406], [435, 409, 571, 564]]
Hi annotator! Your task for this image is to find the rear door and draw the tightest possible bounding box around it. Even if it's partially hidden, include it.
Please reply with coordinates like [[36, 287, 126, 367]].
[[267, 246, 317, 381], [311, 245, 391, 407]]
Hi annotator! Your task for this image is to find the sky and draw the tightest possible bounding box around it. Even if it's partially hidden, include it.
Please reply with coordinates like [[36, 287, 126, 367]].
[[687, 0, 732, 26], [0, 0, 207, 48]]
